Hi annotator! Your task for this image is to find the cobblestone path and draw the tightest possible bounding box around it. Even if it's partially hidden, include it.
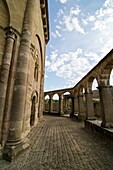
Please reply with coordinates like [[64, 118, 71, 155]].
[[0, 116, 113, 170]]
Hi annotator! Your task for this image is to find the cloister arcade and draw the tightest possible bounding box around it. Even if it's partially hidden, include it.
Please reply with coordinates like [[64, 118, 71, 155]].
[[44, 49, 113, 128]]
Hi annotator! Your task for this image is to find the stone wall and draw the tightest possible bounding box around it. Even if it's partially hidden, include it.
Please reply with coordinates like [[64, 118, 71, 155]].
[[0, 0, 49, 156]]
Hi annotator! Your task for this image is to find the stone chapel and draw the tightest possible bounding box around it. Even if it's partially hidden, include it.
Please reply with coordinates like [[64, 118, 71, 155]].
[[0, 0, 49, 161]]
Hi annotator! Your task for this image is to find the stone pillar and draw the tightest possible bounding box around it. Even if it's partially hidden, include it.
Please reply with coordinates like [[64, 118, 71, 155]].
[[0, 28, 16, 144], [70, 97, 74, 118], [85, 92, 95, 120], [49, 96, 53, 113], [74, 95, 79, 114], [3, 0, 36, 161], [59, 95, 64, 116], [64, 96, 68, 114], [78, 94, 86, 120], [2, 28, 19, 146], [98, 85, 113, 127], [38, 73, 44, 120]]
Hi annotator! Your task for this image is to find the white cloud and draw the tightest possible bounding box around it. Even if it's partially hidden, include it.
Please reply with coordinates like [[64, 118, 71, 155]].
[[70, 6, 81, 16], [50, 50, 58, 61], [82, 19, 88, 25], [91, 1, 113, 33], [51, 32, 57, 38], [58, 0, 69, 4], [63, 15, 85, 34], [46, 0, 113, 90], [51, 30, 62, 38], [104, 0, 113, 8], [55, 30, 62, 37], [87, 15, 96, 22], [46, 49, 101, 87], [56, 25, 61, 30], [57, 9, 64, 17], [85, 52, 100, 62], [61, 5, 85, 34]]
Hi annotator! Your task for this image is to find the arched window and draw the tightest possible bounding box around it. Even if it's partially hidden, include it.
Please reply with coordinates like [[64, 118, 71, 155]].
[[34, 53, 39, 81], [34, 62, 39, 81]]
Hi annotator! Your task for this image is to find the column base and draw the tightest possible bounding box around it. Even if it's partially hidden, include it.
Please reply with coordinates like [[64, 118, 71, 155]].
[[59, 112, 64, 116], [3, 137, 29, 162], [70, 113, 74, 118], [78, 114, 86, 120]]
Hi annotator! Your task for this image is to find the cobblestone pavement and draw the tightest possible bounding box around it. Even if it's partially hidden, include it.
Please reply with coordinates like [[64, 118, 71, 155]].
[[0, 116, 113, 170]]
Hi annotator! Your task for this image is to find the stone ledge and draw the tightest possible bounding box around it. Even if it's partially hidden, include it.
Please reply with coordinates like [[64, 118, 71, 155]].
[[85, 119, 113, 145]]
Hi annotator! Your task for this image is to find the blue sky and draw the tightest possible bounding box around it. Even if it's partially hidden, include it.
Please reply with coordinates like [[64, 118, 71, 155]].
[[44, 0, 113, 91]]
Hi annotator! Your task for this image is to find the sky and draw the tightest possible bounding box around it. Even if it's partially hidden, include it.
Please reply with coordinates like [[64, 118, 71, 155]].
[[44, 0, 113, 92]]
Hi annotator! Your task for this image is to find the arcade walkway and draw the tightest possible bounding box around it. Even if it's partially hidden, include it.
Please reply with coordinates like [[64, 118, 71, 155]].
[[0, 116, 113, 170]]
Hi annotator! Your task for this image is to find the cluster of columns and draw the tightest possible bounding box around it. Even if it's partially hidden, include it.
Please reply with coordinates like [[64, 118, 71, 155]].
[[45, 83, 113, 127]]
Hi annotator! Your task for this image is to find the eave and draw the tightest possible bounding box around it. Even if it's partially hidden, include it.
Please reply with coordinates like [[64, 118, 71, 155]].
[[40, 0, 49, 44]]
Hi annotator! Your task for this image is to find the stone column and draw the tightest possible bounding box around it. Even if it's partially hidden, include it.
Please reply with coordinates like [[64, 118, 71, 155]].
[[38, 73, 44, 120], [0, 28, 16, 144], [74, 95, 79, 114], [98, 85, 113, 127], [64, 96, 68, 114], [3, 0, 36, 161], [59, 95, 64, 116], [85, 91, 95, 120], [49, 96, 53, 113], [70, 97, 74, 118], [78, 94, 86, 120]]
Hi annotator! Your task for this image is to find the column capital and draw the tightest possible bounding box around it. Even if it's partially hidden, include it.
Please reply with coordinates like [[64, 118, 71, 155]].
[[77, 94, 84, 97], [97, 85, 112, 90], [84, 91, 93, 95], [59, 94, 63, 99], [4, 26, 20, 39]]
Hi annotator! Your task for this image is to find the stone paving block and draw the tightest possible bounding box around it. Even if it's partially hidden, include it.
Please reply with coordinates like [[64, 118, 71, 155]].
[[0, 116, 113, 170]]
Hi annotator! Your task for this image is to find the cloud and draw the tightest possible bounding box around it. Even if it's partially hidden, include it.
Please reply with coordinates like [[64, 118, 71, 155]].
[[62, 5, 85, 34], [58, 0, 70, 4], [56, 30, 62, 37], [50, 50, 58, 61], [51, 30, 62, 38], [57, 9, 64, 17], [63, 15, 85, 34], [46, 0, 113, 89], [87, 15, 96, 22], [56, 25, 61, 30], [90, 0, 113, 32], [45, 49, 102, 87], [70, 6, 81, 16], [104, 0, 113, 8]]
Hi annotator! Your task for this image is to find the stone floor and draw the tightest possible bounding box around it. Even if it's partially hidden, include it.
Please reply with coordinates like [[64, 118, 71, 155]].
[[0, 116, 113, 170]]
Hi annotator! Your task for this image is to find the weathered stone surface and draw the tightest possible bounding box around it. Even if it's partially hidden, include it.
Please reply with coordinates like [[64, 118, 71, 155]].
[[0, 0, 49, 160], [1, 116, 113, 169]]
